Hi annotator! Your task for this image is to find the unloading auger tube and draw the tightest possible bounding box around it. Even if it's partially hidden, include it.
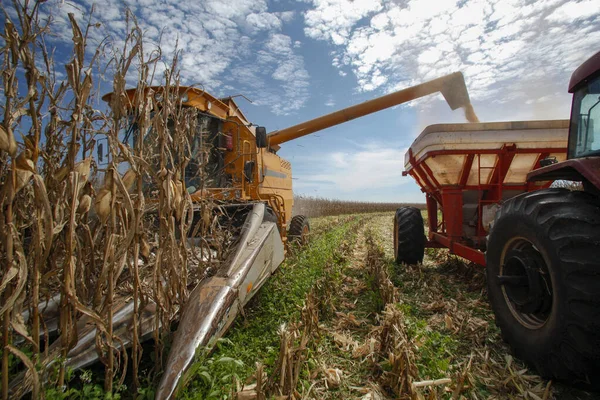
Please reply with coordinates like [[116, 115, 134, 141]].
[[267, 71, 475, 147]]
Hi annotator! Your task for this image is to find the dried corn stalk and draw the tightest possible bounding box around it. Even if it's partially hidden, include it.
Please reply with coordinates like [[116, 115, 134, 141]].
[[0, 2, 225, 398]]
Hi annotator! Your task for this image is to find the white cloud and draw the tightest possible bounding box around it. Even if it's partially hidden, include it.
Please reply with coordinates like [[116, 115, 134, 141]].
[[246, 12, 282, 32], [546, 0, 599, 22], [34, 0, 308, 115], [293, 146, 410, 193], [325, 95, 335, 107], [248, 33, 310, 115], [277, 11, 296, 23], [304, 0, 383, 45], [303, 0, 600, 110]]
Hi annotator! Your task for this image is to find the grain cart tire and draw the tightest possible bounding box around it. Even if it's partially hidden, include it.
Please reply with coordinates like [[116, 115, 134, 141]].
[[393, 206, 425, 264], [288, 215, 310, 245], [486, 188, 600, 386]]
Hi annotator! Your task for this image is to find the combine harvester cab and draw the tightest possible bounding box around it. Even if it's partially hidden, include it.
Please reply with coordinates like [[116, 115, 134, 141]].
[[400, 50, 600, 387]]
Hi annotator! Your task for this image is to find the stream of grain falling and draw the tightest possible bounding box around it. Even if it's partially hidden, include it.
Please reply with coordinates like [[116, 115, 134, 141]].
[[464, 103, 480, 123]]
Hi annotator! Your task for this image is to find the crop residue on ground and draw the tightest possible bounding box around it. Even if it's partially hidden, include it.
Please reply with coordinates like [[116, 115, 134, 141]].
[[177, 213, 571, 399]]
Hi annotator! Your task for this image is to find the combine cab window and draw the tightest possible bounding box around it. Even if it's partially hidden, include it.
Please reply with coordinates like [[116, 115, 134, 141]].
[[119, 113, 226, 193], [569, 74, 600, 158]]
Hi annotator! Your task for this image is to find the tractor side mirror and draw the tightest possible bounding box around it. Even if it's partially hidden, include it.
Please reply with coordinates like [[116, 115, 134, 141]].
[[255, 126, 267, 148]]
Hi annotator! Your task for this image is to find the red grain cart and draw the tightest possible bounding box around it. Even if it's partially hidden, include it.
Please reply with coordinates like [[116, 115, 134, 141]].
[[400, 120, 568, 266]]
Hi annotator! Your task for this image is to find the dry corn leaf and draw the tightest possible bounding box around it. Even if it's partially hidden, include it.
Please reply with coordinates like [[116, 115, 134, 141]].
[[7, 344, 40, 398], [424, 300, 447, 312], [236, 383, 258, 400], [95, 188, 112, 223], [15, 150, 35, 172], [335, 312, 362, 329], [0, 266, 19, 294], [0, 248, 27, 316], [361, 391, 383, 400], [122, 169, 137, 192], [236, 391, 257, 400], [140, 237, 151, 259], [353, 337, 378, 359], [323, 368, 343, 389], [11, 312, 33, 345], [331, 331, 358, 351], [15, 168, 34, 194], [74, 157, 91, 181], [0, 125, 17, 156], [445, 314, 454, 331], [54, 165, 70, 183], [163, 178, 175, 202], [174, 179, 184, 220], [77, 194, 92, 215]]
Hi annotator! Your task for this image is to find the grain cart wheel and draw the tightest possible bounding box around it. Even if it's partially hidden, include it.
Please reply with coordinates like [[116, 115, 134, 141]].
[[486, 188, 600, 385], [288, 215, 310, 245], [393, 206, 425, 264]]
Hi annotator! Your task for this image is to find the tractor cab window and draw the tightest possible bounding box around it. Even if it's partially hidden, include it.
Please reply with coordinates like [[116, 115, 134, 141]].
[[569, 74, 600, 158]]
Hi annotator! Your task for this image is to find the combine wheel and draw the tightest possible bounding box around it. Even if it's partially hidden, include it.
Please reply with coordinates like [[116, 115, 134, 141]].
[[288, 215, 310, 245], [393, 206, 425, 264], [486, 188, 600, 385]]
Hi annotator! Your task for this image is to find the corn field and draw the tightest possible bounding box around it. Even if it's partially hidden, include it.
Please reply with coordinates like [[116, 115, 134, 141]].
[[292, 195, 425, 219], [0, 2, 229, 397]]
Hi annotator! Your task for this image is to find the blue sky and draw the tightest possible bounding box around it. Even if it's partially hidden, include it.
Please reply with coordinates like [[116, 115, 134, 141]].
[[22, 0, 600, 202]]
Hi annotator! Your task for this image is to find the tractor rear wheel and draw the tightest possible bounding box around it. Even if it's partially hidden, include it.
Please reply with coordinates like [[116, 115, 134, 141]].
[[486, 188, 600, 386], [288, 215, 310, 245], [393, 206, 425, 264]]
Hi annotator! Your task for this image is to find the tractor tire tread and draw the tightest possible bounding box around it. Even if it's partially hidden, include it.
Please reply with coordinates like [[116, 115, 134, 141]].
[[394, 206, 425, 265], [486, 188, 600, 386]]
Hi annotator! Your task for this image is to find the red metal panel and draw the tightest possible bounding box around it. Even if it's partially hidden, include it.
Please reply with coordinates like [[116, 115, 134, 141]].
[[482, 145, 516, 202], [430, 233, 486, 266], [440, 189, 463, 239], [420, 160, 442, 188], [452, 241, 486, 266], [426, 194, 438, 234], [432, 232, 450, 247]]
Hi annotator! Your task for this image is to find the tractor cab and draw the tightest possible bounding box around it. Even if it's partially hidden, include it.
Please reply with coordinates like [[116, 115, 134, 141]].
[[568, 65, 600, 159], [527, 51, 600, 189]]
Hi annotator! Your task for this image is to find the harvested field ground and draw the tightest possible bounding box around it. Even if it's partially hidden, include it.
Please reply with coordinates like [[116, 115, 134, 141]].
[[178, 213, 595, 400]]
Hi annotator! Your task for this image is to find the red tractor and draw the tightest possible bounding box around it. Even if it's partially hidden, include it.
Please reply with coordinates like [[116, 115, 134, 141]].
[[399, 51, 600, 385]]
